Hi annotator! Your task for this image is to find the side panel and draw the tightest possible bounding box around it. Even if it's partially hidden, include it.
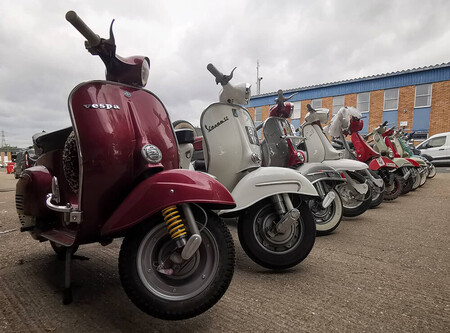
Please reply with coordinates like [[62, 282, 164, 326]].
[[101, 170, 235, 236], [405, 158, 420, 167], [322, 159, 369, 171], [15, 166, 52, 217], [392, 158, 413, 167], [368, 157, 398, 170], [222, 167, 318, 214]]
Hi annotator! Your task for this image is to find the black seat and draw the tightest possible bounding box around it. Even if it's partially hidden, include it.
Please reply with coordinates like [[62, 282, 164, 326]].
[[33, 127, 73, 155]]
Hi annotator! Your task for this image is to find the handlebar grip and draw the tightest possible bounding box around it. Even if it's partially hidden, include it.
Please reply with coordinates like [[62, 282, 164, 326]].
[[382, 121, 388, 127], [66, 11, 101, 47], [207, 63, 224, 81]]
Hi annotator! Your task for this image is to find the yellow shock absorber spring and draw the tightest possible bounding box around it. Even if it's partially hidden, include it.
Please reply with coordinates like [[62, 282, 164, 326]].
[[161, 205, 187, 240]]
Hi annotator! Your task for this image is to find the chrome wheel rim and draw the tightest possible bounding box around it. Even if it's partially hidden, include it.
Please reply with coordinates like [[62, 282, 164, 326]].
[[136, 223, 219, 301]]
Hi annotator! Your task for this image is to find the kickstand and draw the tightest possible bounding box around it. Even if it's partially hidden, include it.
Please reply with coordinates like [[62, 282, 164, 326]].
[[63, 246, 74, 305]]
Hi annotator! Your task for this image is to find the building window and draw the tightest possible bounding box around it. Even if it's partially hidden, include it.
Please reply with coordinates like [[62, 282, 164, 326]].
[[255, 106, 262, 122], [332, 96, 345, 115], [357, 92, 370, 112], [311, 98, 322, 109], [384, 88, 399, 110], [415, 84, 432, 108], [292, 101, 301, 119]]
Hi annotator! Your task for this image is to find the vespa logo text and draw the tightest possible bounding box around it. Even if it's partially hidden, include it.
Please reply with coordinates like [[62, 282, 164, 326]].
[[83, 104, 120, 110], [204, 116, 229, 133]]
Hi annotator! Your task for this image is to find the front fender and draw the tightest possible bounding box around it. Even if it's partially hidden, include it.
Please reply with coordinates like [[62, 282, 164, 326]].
[[220, 167, 318, 214], [101, 170, 235, 236]]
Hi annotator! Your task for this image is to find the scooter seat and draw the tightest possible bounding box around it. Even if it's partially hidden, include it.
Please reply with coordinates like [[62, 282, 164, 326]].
[[32, 127, 73, 155], [175, 129, 195, 144]]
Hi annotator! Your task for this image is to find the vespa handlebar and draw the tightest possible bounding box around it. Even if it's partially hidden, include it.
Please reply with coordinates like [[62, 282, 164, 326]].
[[65, 10, 101, 47], [207, 63, 236, 86], [381, 120, 388, 127]]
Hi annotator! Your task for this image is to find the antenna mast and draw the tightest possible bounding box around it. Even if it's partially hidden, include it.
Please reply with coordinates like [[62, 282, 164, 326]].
[[256, 60, 263, 95], [0, 130, 6, 148]]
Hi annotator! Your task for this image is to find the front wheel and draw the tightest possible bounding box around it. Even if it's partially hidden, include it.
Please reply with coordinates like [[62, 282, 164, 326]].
[[238, 197, 316, 270], [119, 208, 235, 320], [427, 163, 437, 178], [309, 189, 343, 236], [336, 172, 372, 217]]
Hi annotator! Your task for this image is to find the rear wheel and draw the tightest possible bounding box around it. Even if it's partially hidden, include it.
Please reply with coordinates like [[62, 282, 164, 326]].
[[238, 197, 316, 270], [400, 168, 414, 194], [309, 189, 343, 236], [119, 208, 235, 320], [383, 175, 403, 201]]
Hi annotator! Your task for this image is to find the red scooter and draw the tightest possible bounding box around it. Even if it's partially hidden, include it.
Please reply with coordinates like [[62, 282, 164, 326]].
[[382, 127, 422, 192], [330, 114, 403, 201], [15, 11, 236, 320]]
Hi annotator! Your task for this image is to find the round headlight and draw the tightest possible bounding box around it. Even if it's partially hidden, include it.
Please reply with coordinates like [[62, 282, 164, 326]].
[[387, 148, 394, 159], [142, 144, 162, 164], [141, 59, 150, 87]]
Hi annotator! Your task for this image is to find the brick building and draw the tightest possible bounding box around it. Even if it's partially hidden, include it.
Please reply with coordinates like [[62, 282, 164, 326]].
[[247, 63, 450, 140]]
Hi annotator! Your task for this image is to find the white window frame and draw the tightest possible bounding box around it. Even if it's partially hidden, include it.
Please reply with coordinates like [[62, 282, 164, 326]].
[[255, 106, 262, 122], [291, 101, 301, 119], [332, 96, 345, 115], [357, 92, 370, 112], [311, 98, 322, 109], [384, 88, 399, 111], [414, 84, 432, 108]]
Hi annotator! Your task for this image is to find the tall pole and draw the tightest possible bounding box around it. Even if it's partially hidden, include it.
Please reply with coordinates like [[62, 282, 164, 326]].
[[0, 130, 6, 148], [256, 60, 263, 95]]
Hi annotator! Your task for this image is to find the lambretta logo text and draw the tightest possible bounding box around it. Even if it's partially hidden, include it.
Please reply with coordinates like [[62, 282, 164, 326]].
[[204, 116, 229, 133], [83, 104, 120, 110]]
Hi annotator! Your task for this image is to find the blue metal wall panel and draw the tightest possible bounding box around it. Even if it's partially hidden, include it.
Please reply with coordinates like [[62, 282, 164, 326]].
[[412, 107, 431, 132], [291, 119, 301, 131], [382, 110, 398, 127], [248, 66, 450, 108]]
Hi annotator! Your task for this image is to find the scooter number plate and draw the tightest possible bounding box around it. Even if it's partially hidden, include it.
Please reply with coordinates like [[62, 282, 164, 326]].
[[376, 157, 385, 166]]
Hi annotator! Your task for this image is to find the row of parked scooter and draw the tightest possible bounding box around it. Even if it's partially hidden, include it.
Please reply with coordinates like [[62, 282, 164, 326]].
[[15, 11, 436, 321]]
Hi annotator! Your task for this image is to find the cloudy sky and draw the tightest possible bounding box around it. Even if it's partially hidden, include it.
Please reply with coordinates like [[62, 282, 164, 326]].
[[1, 0, 449, 147]]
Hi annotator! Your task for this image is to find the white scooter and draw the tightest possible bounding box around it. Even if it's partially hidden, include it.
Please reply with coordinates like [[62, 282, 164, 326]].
[[298, 105, 384, 217], [180, 64, 319, 270], [257, 90, 347, 236]]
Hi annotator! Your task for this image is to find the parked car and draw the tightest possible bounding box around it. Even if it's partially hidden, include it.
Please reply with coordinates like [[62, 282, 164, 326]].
[[416, 132, 450, 165], [14, 148, 37, 179]]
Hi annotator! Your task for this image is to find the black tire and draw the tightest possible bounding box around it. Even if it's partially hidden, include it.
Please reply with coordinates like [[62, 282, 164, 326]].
[[368, 171, 385, 209], [310, 189, 343, 236], [119, 208, 235, 320], [411, 168, 421, 190], [383, 175, 403, 201], [336, 172, 373, 217], [237, 197, 316, 270], [400, 167, 414, 194], [50, 241, 79, 260], [173, 120, 198, 137]]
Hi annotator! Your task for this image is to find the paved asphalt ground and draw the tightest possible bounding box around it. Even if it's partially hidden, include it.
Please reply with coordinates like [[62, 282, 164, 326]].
[[0, 168, 449, 332]]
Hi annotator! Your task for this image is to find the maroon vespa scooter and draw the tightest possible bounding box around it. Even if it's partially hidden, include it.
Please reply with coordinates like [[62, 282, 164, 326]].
[[15, 11, 236, 320]]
